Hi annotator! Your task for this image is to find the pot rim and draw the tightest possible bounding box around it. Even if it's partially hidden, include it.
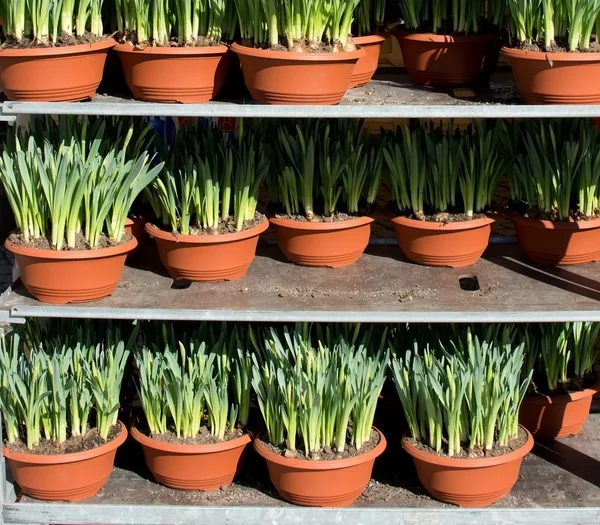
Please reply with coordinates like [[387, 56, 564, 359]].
[[505, 209, 600, 231], [389, 214, 495, 231], [130, 425, 252, 454], [269, 215, 374, 232], [523, 378, 600, 405], [501, 46, 600, 62], [352, 34, 387, 45], [5, 236, 138, 260], [145, 218, 269, 244], [114, 42, 229, 56], [230, 42, 365, 62], [391, 30, 500, 44], [3, 421, 127, 464], [402, 425, 533, 469], [254, 427, 386, 470], [0, 38, 115, 58]]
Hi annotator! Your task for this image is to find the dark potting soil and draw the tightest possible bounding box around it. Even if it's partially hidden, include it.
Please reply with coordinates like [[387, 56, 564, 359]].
[[517, 39, 600, 54], [529, 373, 598, 397], [116, 33, 225, 48], [389, 202, 490, 223], [241, 38, 352, 53], [148, 426, 244, 446], [8, 231, 133, 251], [261, 428, 380, 461], [406, 426, 529, 460], [1, 32, 107, 49], [150, 213, 266, 236], [5, 424, 122, 455], [508, 201, 600, 222], [274, 212, 366, 223]]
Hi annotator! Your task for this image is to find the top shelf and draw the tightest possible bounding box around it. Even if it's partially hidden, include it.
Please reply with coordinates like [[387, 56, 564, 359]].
[[4, 72, 600, 119]]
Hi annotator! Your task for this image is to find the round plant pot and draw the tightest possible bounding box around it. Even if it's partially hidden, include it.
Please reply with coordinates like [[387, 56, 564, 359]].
[[392, 31, 500, 86], [519, 380, 600, 440], [350, 34, 386, 88], [508, 212, 600, 265], [269, 216, 373, 268], [403, 427, 533, 507], [114, 43, 230, 103], [3, 422, 127, 502], [146, 219, 268, 281], [5, 237, 137, 304], [254, 429, 386, 507], [501, 47, 600, 104], [130, 426, 251, 491], [231, 43, 364, 105], [0, 39, 115, 101], [124, 216, 149, 260], [389, 215, 494, 267]]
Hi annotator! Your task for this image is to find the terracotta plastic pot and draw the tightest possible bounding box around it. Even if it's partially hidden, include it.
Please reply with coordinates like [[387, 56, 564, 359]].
[[501, 47, 600, 104], [231, 43, 364, 105], [519, 380, 600, 440], [350, 34, 386, 88], [255, 429, 386, 507], [392, 31, 500, 86], [269, 215, 373, 268], [3, 422, 127, 502], [146, 219, 268, 281], [388, 215, 494, 267], [124, 216, 149, 260], [403, 427, 533, 507], [0, 39, 114, 101], [114, 43, 230, 103], [130, 426, 251, 491], [508, 212, 600, 265], [5, 237, 137, 304]]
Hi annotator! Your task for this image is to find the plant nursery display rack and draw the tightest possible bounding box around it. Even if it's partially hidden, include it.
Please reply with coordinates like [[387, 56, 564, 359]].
[[1, 72, 600, 525]]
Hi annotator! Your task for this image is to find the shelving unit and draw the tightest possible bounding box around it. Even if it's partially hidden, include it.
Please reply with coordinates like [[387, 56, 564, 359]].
[[2, 71, 600, 525]]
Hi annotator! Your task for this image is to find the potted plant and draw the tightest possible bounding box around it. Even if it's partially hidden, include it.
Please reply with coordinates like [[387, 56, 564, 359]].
[[519, 322, 600, 440], [350, 0, 387, 88], [0, 0, 115, 101], [0, 321, 132, 501], [231, 0, 365, 105], [267, 119, 382, 268], [145, 119, 269, 281], [113, 0, 237, 103], [392, 326, 534, 507], [503, 0, 600, 104], [383, 121, 503, 267], [392, 0, 504, 86], [251, 324, 388, 507], [503, 119, 600, 265], [0, 117, 163, 304], [130, 323, 252, 490]]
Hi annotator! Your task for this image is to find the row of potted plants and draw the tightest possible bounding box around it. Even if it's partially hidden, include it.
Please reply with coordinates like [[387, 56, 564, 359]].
[[2, 320, 598, 507]]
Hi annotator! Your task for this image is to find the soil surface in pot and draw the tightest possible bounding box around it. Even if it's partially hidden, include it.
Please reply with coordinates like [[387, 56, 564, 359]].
[[150, 213, 266, 236], [514, 38, 600, 53], [405, 426, 529, 460], [4, 423, 122, 455], [116, 35, 225, 48], [273, 212, 368, 223], [1, 32, 107, 49], [142, 427, 245, 446], [260, 428, 380, 461], [390, 203, 490, 223], [8, 231, 133, 251], [528, 373, 597, 397], [509, 201, 600, 222]]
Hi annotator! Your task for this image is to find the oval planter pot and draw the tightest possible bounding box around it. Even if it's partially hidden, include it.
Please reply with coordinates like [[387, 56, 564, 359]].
[[403, 427, 533, 507], [389, 215, 494, 267], [146, 219, 268, 281], [392, 31, 500, 86], [350, 34, 387, 88], [114, 43, 230, 103], [130, 426, 251, 491], [508, 212, 600, 265], [269, 215, 373, 268], [231, 43, 364, 105], [3, 422, 127, 502], [124, 216, 149, 260], [519, 380, 600, 440], [501, 47, 600, 104], [0, 39, 115, 101], [5, 237, 137, 304], [254, 429, 386, 507]]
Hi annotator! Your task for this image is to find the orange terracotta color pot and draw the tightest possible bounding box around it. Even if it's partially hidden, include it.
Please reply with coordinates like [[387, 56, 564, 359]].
[[231, 43, 364, 105], [350, 34, 387, 88], [146, 219, 268, 281], [501, 47, 600, 104], [254, 429, 386, 507], [403, 427, 533, 507], [114, 43, 230, 103], [519, 380, 600, 440], [392, 31, 500, 86], [130, 426, 251, 491], [389, 215, 494, 267], [269, 216, 373, 268], [3, 422, 127, 502], [124, 216, 149, 260], [0, 39, 114, 101], [5, 237, 137, 304], [508, 212, 600, 265]]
